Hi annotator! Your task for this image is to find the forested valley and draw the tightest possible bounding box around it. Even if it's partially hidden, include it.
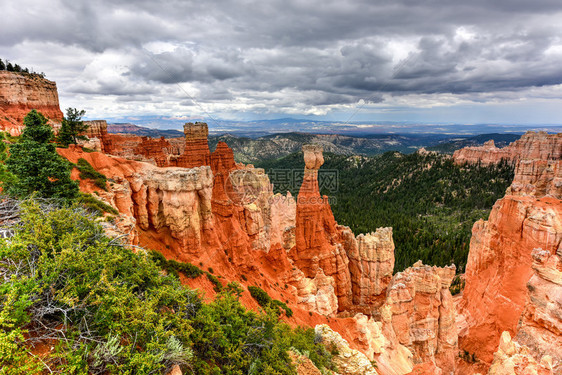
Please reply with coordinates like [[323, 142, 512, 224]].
[[257, 151, 514, 273]]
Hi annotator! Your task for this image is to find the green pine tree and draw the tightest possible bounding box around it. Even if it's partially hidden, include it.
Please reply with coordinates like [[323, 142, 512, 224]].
[[57, 107, 88, 146], [4, 110, 78, 200], [0, 133, 16, 189]]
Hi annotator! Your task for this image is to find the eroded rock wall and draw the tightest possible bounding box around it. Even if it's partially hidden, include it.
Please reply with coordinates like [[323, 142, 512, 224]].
[[0, 71, 63, 135], [384, 261, 457, 374], [459, 159, 562, 370], [453, 132, 562, 166], [514, 247, 562, 374], [58, 147, 218, 257]]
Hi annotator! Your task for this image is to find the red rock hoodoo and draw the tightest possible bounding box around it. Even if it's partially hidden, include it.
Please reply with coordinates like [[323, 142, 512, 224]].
[[291, 144, 353, 311], [0, 71, 63, 135], [171, 122, 211, 168]]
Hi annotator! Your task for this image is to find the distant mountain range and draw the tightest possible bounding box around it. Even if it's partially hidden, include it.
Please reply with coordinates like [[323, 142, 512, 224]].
[[104, 116, 562, 137], [107, 122, 529, 163], [207, 133, 450, 163], [108, 123, 184, 138]]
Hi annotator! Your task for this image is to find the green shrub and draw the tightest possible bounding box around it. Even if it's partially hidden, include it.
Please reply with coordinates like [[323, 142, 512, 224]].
[[148, 250, 204, 279], [248, 286, 272, 307], [272, 299, 294, 318], [3, 110, 78, 200], [225, 282, 244, 298], [0, 199, 197, 373], [171, 259, 205, 278], [205, 272, 223, 293], [0, 199, 335, 374], [248, 286, 293, 317], [75, 158, 107, 190], [76, 192, 119, 216], [450, 275, 466, 296]]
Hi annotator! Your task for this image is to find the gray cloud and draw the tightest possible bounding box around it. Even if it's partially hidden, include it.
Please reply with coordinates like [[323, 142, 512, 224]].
[[1, 0, 562, 121]]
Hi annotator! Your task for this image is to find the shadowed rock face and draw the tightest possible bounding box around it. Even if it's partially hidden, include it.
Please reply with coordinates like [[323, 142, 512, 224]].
[[453, 131, 562, 166], [0, 71, 63, 135], [513, 247, 562, 374], [508, 159, 561, 199], [347, 228, 395, 308]]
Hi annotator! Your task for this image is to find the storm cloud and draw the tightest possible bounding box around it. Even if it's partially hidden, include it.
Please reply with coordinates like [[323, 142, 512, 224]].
[[1, 0, 562, 123]]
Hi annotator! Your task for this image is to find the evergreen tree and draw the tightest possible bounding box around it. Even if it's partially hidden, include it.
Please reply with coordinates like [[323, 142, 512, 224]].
[[4, 110, 78, 200], [0, 59, 5, 70], [57, 107, 88, 146], [6, 62, 14, 71], [0, 133, 16, 189]]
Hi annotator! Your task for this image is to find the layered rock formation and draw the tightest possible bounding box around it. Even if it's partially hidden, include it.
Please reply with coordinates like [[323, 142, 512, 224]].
[[171, 122, 211, 168], [0, 71, 63, 135], [453, 132, 562, 166], [347, 228, 395, 310], [105, 122, 212, 169], [132, 136, 177, 167], [209, 141, 276, 263], [291, 144, 353, 312], [508, 159, 561, 198], [384, 261, 457, 374], [514, 247, 561, 374], [351, 313, 414, 375], [81, 120, 114, 153], [458, 158, 562, 370], [288, 145, 397, 317], [58, 147, 218, 257]]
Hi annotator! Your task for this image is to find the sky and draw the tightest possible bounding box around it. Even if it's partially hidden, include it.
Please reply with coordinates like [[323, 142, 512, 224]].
[[1, 0, 562, 130]]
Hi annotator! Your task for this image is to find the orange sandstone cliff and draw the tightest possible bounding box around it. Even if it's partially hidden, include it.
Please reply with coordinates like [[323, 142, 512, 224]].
[[458, 148, 561, 373], [453, 132, 562, 166], [0, 70, 63, 135]]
